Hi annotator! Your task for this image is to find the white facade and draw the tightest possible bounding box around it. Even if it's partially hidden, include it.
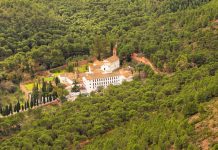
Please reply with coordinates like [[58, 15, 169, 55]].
[[101, 63, 110, 72], [83, 75, 121, 93], [58, 75, 73, 85], [100, 59, 120, 73]]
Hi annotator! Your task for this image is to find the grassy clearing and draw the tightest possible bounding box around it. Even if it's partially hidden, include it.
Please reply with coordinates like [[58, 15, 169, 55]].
[[77, 65, 88, 73], [24, 76, 54, 92], [24, 83, 34, 91], [44, 77, 54, 82], [52, 70, 66, 77]]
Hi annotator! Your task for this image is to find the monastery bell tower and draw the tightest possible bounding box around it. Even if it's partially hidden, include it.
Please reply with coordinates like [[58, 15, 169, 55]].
[[113, 43, 118, 56]]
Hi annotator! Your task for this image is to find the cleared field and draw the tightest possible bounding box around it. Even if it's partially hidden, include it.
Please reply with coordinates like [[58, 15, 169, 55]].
[[24, 83, 34, 91], [52, 70, 66, 77], [24, 76, 54, 92], [77, 65, 88, 73], [44, 77, 54, 82]]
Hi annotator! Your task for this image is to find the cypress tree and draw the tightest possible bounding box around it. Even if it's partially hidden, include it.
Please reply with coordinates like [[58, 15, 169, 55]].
[[30, 100, 33, 108], [49, 94, 52, 102], [36, 98, 39, 106], [43, 93, 46, 104], [2, 107, 5, 116], [33, 98, 36, 107], [0, 106, 2, 115], [21, 105, 24, 111], [24, 102, 27, 110], [14, 105, 17, 113], [48, 81, 53, 92], [5, 105, 9, 116], [42, 78, 47, 93], [0, 105, 3, 114], [32, 83, 39, 105], [9, 103, 13, 114], [48, 81, 53, 102], [17, 100, 20, 113], [1, 107, 5, 116], [53, 91, 58, 100], [27, 100, 30, 109], [55, 77, 60, 86]]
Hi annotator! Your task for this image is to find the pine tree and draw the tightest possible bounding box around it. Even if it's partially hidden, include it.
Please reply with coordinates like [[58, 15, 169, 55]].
[[22, 105, 24, 111]]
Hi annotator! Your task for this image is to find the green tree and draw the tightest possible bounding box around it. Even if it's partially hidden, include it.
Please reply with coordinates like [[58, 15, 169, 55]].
[[16, 100, 21, 113], [72, 80, 80, 92]]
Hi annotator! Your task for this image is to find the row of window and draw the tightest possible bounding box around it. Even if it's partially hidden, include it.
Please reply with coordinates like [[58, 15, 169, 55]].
[[90, 80, 119, 89], [93, 79, 118, 86], [92, 76, 119, 83]]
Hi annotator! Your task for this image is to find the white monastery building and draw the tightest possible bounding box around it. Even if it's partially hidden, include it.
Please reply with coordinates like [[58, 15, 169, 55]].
[[82, 45, 133, 93]]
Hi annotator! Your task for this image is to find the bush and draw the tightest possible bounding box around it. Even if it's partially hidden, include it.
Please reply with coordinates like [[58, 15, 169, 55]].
[[183, 102, 198, 117]]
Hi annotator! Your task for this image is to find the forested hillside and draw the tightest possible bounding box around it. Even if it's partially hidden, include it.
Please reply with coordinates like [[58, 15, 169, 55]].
[[0, 0, 217, 73], [0, 0, 218, 149]]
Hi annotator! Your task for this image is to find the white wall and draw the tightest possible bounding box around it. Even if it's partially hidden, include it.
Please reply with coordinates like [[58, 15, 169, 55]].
[[101, 64, 110, 72], [110, 60, 120, 71], [83, 75, 122, 93], [58, 76, 73, 85], [101, 60, 120, 73]]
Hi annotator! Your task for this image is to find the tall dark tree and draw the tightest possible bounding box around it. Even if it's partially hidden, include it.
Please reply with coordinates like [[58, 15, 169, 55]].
[[55, 77, 60, 86], [42, 78, 47, 93], [21, 105, 24, 111], [5, 105, 9, 116], [30, 99, 34, 108], [16, 100, 21, 113], [72, 80, 80, 92], [32, 83, 39, 105], [0, 106, 2, 115], [9, 103, 13, 114], [14, 105, 17, 113], [24, 102, 27, 110], [27, 100, 30, 109]]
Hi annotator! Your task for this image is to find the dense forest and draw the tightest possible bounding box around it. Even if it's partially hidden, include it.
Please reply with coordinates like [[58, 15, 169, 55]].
[[0, 0, 218, 149]]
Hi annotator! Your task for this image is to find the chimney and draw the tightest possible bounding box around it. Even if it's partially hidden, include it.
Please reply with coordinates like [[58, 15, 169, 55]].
[[113, 42, 118, 56]]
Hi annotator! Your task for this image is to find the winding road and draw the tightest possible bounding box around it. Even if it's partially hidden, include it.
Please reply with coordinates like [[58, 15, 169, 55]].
[[131, 53, 173, 76]]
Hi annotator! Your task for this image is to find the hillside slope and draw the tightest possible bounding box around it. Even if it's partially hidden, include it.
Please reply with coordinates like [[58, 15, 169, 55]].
[[0, 0, 218, 149], [84, 98, 218, 150]]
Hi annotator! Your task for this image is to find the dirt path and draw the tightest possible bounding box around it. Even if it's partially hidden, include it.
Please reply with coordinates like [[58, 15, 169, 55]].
[[131, 53, 173, 76]]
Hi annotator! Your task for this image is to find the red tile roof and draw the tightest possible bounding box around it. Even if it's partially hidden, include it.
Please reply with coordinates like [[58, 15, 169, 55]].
[[105, 55, 119, 63]]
